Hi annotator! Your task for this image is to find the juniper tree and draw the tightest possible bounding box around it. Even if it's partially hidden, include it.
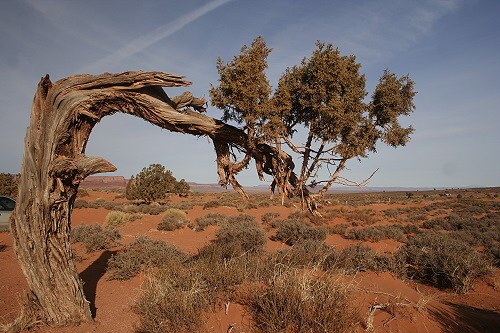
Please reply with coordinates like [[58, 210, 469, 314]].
[[210, 38, 416, 207], [126, 164, 183, 203]]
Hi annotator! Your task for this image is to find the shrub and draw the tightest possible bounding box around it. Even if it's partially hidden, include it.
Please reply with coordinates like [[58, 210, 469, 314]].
[[74, 199, 90, 209], [104, 211, 131, 229], [396, 232, 492, 293], [345, 225, 405, 242], [194, 213, 227, 231], [202, 200, 221, 209], [108, 236, 189, 280], [71, 223, 121, 252], [213, 214, 266, 255], [241, 267, 358, 333], [0, 173, 19, 198], [337, 244, 389, 274], [76, 188, 89, 197], [133, 266, 210, 333], [327, 223, 349, 235], [273, 219, 326, 246], [126, 164, 189, 203], [261, 212, 281, 225], [270, 239, 336, 271], [157, 209, 188, 231]]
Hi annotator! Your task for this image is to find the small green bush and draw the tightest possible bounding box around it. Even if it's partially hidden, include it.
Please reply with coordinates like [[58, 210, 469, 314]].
[[157, 208, 188, 231], [71, 223, 121, 252], [104, 211, 131, 229]]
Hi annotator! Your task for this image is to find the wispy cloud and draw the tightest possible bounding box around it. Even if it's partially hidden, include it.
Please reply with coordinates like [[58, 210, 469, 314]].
[[82, 0, 232, 73]]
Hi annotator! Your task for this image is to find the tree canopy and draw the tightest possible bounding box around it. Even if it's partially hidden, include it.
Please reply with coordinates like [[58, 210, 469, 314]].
[[210, 38, 416, 205], [126, 164, 190, 203]]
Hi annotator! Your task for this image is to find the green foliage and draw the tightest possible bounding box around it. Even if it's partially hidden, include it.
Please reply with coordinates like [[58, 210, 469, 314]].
[[210, 36, 272, 134], [0, 173, 19, 198], [126, 164, 190, 203], [210, 37, 416, 196], [104, 211, 131, 229], [157, 209, 188, 231]]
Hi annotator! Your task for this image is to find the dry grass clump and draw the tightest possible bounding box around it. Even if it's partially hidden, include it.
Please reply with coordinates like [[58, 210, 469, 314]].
[[240, 267, 359, 333], [273, 218, 327, 245], [157, 208, 188, 231], [71, 223, 121, 252], [107, 236, 189, 280], [396, 231, 492, 293], [104, 211, 131, 229], [133, 265, 211, 333]]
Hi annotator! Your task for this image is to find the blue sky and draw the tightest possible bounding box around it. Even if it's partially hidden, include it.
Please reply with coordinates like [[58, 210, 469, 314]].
[[0, 0, 498, 188]]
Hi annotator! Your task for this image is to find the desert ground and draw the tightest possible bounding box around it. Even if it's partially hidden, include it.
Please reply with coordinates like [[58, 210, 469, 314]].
[[1, 187, 499, 332]]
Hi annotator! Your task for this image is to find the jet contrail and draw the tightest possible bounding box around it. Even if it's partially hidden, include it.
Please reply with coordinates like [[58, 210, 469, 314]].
[[83, 0, 232, 72]]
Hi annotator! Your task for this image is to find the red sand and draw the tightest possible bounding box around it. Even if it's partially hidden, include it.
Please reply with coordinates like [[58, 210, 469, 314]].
[[1, 190, 499, 332]]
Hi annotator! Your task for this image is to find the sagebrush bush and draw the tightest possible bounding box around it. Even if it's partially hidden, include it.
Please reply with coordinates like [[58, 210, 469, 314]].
[[396, 231, 492, 293], [345, 225, 405, 242], [203, 200, 221, 209], [71, 223, 121, 252], [273, 219, 326, 246], [157, 209, 188, 231], [108, 236, 189, 280], [241, 267, 358, 333], [76, 188, 89, 197], [270, 239, 336, 271], [337, 244, 391, 274], [193, 212, 227, 231], [104, 211, 131, 229], [327, 223, 349, 235], [261, 212, 281, 225], [213, 214, 266, 255]]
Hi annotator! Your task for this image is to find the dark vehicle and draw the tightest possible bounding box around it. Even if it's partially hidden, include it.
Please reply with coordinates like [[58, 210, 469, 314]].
[[0, 196, 15, 226]]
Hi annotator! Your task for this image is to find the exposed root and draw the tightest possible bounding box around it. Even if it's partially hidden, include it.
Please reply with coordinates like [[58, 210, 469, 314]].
[[358, 288, 435, 333]]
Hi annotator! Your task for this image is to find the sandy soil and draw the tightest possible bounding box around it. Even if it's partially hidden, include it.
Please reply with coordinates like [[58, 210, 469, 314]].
[[1, 190, 499, 332]]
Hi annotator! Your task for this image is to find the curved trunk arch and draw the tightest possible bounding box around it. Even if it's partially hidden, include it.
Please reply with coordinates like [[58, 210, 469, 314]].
[[11, 71, 312, 326]]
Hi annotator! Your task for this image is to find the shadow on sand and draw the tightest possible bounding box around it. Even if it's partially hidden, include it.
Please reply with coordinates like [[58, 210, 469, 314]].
[[79, 250, 116, 318], [430, 301, 500, 333]]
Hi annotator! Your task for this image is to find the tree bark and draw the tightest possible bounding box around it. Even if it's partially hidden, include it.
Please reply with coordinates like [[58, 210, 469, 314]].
[[11, 71, 310, 326]]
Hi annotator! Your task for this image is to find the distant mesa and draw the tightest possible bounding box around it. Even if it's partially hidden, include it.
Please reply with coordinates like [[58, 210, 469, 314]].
[[80, 176, 127, 188], [80, 176, 459, 192]]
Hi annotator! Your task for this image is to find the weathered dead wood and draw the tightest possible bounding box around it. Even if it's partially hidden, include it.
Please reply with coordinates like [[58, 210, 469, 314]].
[[10, 71, 312, 327]]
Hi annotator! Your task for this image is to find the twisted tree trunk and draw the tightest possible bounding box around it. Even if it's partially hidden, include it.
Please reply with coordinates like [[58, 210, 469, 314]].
[[11, 71, 310, 326]]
